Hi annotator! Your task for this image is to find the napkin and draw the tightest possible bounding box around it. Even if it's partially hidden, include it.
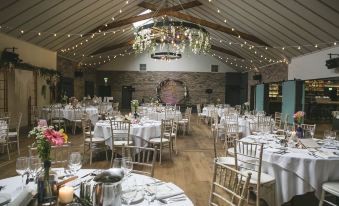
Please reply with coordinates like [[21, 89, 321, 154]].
[[8, 187, 34, 206], [147, 183, 184, 200]]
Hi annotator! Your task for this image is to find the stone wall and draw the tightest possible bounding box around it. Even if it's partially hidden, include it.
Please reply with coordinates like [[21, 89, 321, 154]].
[[96, 71, 226, 105], [57, 56, 96, 99]]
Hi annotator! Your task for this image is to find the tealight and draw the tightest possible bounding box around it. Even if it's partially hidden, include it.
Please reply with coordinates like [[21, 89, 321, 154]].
[[58, 186, 74, 204]]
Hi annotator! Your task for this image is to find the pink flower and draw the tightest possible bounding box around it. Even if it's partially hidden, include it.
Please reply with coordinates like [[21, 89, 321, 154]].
[[44, 128, 65, 146], [38, 119, 48, 127]]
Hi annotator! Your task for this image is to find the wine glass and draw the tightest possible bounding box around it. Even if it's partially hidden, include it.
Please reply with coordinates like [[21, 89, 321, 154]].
[[16, 157, 29, 189], [29, 156, 42, 182], [68, 152, 82, 175], [123, 157, 133, 177]]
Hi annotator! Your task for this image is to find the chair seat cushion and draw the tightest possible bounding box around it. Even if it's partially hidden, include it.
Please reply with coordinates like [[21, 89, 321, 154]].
[[85, 137, 106, 143], [227, 147, 235, 156], [217, 156, 236, 166], [8, 132, 17, 137], [149, 138, 170, 143], [114, 140, 133, 146], [52, 119, 65, 123], [242, 170, 275, 184], [322, 182, 339, 196], [85, 131, 94, 135]]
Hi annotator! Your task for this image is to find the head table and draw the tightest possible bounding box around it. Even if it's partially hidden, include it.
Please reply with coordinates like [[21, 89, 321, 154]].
[[138, 106, 182, 121], [241, 134, 339, 206], [94, 119, 162, 148], [0, 169, 193, 206]]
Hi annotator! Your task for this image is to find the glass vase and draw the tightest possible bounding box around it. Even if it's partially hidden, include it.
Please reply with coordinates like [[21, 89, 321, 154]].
[[296, 125, 304, 138], [37, 160, 57, 205]]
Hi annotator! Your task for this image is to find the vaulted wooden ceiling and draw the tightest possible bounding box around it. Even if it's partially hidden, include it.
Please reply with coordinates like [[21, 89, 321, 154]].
[[0, 0, 338, 71]]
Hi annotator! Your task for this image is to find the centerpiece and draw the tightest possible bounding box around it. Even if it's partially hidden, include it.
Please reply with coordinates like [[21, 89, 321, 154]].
[[131, 100, 139, 118], [29, 126, 68, 204], [294, 111, 305, 138]]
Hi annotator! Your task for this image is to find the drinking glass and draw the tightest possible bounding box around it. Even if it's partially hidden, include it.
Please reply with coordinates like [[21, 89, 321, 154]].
[[16, 157, 29, 189], [112, 158, 126, 169], [68, 152, 82, 175], [123, 157, 133, 177], [29, 156, 42, 181]]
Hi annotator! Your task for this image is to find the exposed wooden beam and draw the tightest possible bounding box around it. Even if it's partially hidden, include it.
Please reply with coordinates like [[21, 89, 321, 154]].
[[138, 1, 202, 12], [91, 41, 244, 59], [166, 11, 271, 47], [211, 45, 244, 59], [84, 10, 167, 36]]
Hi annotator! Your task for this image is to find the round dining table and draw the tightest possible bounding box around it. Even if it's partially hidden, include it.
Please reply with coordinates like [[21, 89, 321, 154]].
[[0, 169, 193, 206], [94, 119, 162, 148], [139, 107, 182, 121], [241, 134, 339, 206]]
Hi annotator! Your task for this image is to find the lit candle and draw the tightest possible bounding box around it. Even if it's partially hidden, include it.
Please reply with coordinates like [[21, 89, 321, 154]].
[[58, 186, 74, 204]]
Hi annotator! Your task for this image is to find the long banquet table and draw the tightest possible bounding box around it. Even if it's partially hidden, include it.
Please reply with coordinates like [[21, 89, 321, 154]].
[[0, 169, 193, 206], [241, 134, 339, 206], [94, 120, 162, 148]]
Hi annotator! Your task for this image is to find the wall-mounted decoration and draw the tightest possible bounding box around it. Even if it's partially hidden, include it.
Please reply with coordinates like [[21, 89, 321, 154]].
[[156, 79, 189, 105]]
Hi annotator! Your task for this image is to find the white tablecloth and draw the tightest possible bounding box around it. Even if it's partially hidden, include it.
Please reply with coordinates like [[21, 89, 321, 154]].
[[94, 120, 162, 148], [139, 107, 182, 121], [0, 169, 193, 206], [202, 107, 225, 117], [242, 134, 339, 206], [41, 106, 110, 125]]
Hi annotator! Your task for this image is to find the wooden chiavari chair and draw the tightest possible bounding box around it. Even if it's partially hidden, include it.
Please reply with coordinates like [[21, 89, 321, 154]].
[[82, 118, 108, 165], [8, 112, 22, 155], [0, 117, 10, 160], [149, 119, 172, 164], [209, 159, 252, 206], [108, 119, 133, 165], [234, 140, 276, 206], [122, 145, 157, 177]]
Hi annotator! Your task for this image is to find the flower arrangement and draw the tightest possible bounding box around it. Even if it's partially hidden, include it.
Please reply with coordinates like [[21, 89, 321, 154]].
[[131, 100, 139, 108], [293, 111, 305, 125], [29, 126, 68, 203], [29, 126, 68, 161]]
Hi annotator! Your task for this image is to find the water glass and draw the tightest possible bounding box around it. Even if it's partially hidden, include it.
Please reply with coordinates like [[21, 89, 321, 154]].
[[29, 156, 42, 181], [16, 157, 29, 188], [123, 157, 133, 177], [68, 152, 82, 175], [112, 158, 126, 169]]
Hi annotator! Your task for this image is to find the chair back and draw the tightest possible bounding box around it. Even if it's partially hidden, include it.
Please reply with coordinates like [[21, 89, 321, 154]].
[[257, 115, 272, 132], [81, 118, 92, 142], [209, 160, 252, 206], [109, 120, 131, 146], [234, 140, 264, 193], [301, 124, 316, 138], [224, 114, 238, 124], [197, 104, 202, 114], [122, 145, 157, 177], [274, 112, 282, 129], [0, 117, 9, 143], [112, 102, 119, 111], [29, 144, 71, 168]]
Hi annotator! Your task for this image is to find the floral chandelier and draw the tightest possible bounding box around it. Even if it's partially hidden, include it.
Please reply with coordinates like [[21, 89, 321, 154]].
[[133, 20, 211, 55]]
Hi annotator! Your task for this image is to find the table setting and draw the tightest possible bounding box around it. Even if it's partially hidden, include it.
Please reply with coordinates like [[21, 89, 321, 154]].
[[241, 132, 339, 205], [0, 157, 193, 206]]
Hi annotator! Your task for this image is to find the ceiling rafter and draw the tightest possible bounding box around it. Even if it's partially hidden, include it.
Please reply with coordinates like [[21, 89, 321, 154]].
[[84, 1, 270, 47]]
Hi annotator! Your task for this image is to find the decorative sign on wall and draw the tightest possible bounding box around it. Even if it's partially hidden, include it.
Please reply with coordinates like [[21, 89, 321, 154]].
[[156, 79, 188, 105]]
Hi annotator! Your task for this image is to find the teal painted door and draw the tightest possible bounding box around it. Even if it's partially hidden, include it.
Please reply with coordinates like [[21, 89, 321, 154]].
[[282, 81, 296, 123], [255, 84, 264, 111]]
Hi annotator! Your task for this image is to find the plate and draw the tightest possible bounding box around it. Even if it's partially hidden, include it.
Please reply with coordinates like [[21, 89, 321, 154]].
[[0, 193, 11, 206]]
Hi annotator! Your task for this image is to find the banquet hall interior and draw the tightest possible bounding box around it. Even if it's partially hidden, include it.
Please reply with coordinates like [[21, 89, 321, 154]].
[[0, 0, 339, 206]]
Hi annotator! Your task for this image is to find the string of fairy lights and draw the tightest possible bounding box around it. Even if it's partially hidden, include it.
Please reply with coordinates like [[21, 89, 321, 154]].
[[0, 0, 337, 71], [206, 0, 338, 70]]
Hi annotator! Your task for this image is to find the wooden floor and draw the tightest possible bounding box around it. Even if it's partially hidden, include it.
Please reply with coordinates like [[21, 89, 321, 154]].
[[0, 115, 331, 206]]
